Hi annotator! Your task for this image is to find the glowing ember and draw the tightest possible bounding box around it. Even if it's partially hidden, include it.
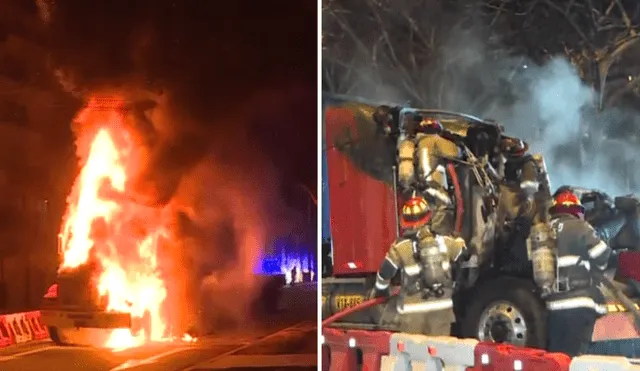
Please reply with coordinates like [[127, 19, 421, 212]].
[[181, 334, 198, 343], [57, 98, 189, 349]]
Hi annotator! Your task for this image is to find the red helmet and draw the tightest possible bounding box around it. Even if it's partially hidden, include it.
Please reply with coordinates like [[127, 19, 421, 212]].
[[400, 196, 432, 229], [417, 118, 443, 134], [550, 191, 585, 219]]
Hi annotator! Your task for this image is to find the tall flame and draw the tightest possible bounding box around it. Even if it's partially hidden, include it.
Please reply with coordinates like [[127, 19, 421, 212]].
[[58, 99, 171, 349]]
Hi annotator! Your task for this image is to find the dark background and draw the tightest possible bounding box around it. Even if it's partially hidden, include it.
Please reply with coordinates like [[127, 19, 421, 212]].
[[0, 0, 317, 312]]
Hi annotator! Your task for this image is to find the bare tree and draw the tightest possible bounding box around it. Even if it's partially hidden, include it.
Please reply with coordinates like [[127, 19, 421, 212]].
[[323, 0, 479, 106], [482, 0, 640, 109], [325, 0, 640, 107]]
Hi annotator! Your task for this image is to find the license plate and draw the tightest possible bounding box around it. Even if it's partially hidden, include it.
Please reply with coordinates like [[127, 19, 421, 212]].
[[334, 295, 364, 311]]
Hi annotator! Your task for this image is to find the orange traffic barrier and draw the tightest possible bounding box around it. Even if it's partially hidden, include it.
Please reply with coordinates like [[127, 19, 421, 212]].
[[347, 329, 392, 371], [0, 316, 14, 347], [470, 342, 572, 371], [4, 313, 33, 344], [25, 311, 48, 340], [323, 328, 358, 371]]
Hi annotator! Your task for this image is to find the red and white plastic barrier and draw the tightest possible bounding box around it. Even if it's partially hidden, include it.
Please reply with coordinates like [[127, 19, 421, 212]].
[[322, 327, 640, 371], [0, 310, 49, 348], [389, 333, 477, 371], [322, 327, 393, 371], [469, 342, 571, 371]]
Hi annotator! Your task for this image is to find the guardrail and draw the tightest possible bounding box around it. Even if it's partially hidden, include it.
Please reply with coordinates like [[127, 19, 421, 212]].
[[322, 327, 640, 371]]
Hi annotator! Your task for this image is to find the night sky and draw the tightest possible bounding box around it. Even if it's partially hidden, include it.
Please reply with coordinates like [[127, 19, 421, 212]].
[[45, 0, 317, 190]]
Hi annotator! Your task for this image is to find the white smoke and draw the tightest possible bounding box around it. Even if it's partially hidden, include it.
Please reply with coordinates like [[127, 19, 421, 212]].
[[477, 57, 633, 195], [424, 31, 638, 196], [483, 58, 599, 190]]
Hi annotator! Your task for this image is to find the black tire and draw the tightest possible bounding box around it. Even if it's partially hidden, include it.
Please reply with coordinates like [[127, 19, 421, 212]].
[[460, 277, 547, 349], [48, 326, 67, 346]]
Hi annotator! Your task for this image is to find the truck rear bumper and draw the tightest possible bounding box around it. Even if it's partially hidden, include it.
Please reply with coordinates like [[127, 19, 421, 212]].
[[40, 309, 131, 329]]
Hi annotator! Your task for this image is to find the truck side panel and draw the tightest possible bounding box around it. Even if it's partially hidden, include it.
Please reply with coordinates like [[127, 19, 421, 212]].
[[323, 99, 398, 275]]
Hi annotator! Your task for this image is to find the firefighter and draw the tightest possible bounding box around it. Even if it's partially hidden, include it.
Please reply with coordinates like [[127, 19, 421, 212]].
[[545, 190, 612, 357], [396, 118, 460, 239], [495, 137, 540, 228], [371, 195, 466, 297], [397, 118, 461, 206], [371, 195, 430, 298], [372, 105, 401, 138], [488, 137, 541, 270], [370, 195, 467, 335], [503, 136, 540, 198]]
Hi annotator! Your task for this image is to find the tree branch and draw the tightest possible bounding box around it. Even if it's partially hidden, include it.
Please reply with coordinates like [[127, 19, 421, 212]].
[[613, 0, 636, 35], [543, 0, 593, 49]]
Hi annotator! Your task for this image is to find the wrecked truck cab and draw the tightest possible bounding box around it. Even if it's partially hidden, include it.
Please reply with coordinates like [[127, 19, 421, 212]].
[[322, 96, 548, 345]]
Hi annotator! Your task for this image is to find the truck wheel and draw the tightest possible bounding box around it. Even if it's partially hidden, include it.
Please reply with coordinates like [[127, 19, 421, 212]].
[[460, 277, 547, 348], [48, 326, 67, 346]]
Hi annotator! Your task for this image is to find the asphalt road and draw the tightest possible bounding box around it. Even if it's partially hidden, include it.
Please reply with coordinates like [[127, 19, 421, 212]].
[[0, 320, 316, 371], [0, 283, 317, 371]]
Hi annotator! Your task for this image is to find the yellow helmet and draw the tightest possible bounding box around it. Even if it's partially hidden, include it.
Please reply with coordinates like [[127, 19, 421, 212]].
[[400, 196, 431, 229]]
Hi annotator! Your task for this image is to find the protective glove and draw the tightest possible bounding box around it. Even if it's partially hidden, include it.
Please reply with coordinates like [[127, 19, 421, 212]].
[[368, 286, 390, 300]]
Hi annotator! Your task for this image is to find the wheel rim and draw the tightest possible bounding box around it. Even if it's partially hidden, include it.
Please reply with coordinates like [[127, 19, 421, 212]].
[[477, 300, 528, 347]]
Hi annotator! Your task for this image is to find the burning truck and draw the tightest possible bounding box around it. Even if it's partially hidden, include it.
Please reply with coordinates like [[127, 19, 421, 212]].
[[39, 97, 196, 348]]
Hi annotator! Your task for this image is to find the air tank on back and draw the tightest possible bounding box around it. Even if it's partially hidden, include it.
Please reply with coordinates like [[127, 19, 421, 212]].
[[528, 153, 556, 295], [529, 222, 557, 296]]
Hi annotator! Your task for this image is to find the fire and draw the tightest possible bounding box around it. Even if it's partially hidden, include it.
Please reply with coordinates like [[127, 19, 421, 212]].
[[57, 98, 179, 349], [181, 333, 198, 343]]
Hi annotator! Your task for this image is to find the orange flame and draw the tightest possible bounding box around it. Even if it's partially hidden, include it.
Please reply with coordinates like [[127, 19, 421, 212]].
[[58, 97, 181, 349]]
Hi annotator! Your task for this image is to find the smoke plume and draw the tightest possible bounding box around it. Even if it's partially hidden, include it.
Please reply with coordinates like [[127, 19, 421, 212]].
[[437, 29, 637, 195]]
